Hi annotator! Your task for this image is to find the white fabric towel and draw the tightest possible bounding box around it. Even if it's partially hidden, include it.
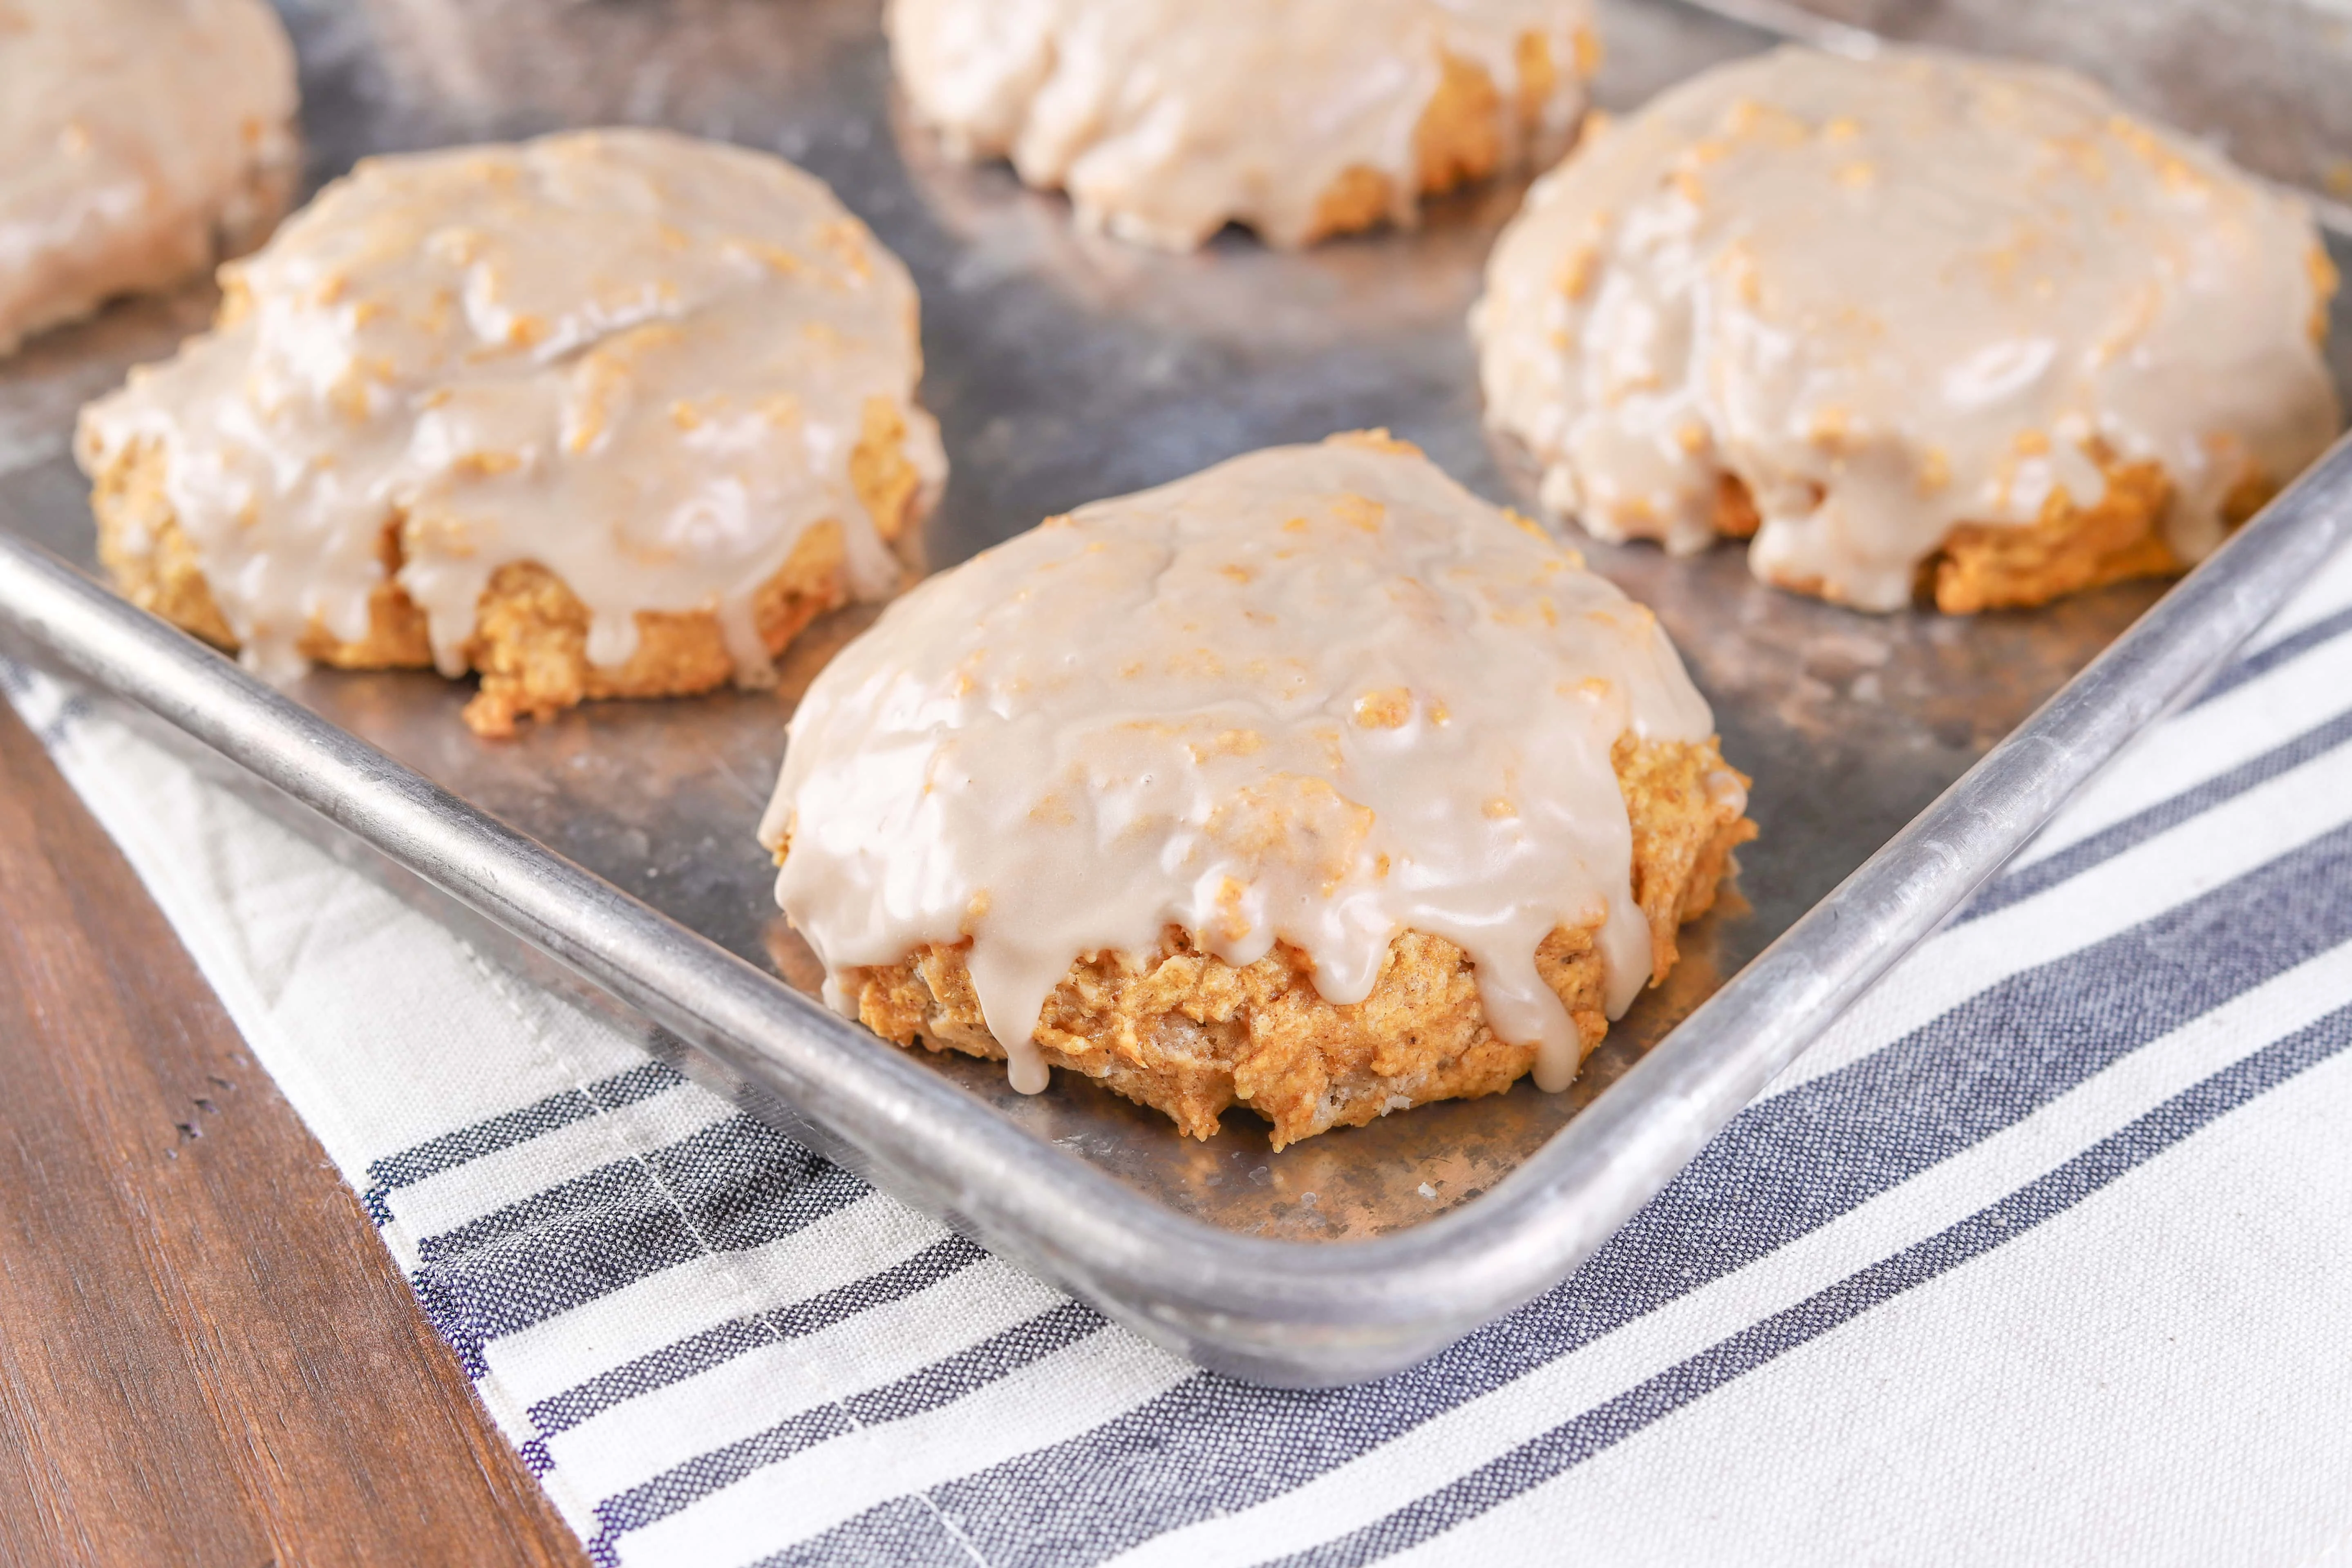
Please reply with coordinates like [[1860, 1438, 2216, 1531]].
[[11, 539, 2352, 1568]]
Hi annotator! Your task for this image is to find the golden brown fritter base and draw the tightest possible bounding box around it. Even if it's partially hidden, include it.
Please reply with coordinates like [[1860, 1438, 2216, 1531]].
[[824, 734, 1755, 1148], [1715, 452, 2275, 614], [1923, 458, 2275, 614], [1303, 29, 1596, 244], [90, 395, 926, 736]]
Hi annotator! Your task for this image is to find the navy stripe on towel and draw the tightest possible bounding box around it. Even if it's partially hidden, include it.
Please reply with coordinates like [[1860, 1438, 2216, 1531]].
[[1964, 701, 2352, 923], [412, 1116, 868, 1375], [2189, 602, 2352, 711], [589, 1301, 1105, 1562], [1265, 999, 2352, 1568], [530, 1234, 988, 1437], [363, 1059, 686, 1222], [764, 820, 2352, 1568]]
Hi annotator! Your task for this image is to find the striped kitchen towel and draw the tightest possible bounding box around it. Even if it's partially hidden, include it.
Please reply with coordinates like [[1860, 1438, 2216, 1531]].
[[11, 535, 2352, 1568]]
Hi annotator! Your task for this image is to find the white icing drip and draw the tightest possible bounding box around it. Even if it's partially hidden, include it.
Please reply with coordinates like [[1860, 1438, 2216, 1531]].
[[1473, 47, 2342, 611], [761, 437, 1721, 1095], [715, 593, 777, 688], [886, 0, 1600, 250], [76, 128, 945, 679], [0, 0, 298, 356], [584, 610, 643, 673]]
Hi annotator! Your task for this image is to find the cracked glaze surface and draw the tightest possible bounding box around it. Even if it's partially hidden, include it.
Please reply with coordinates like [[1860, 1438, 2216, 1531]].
[[888, 0, 1600, 248], [77, 127, 943, 683], [762, 436, 1729, 1094], [1475, 46, 2341, 610]]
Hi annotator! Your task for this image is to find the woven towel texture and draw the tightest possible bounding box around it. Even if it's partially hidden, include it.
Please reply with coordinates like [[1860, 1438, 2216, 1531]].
[[11, 541, 2352, 1568]]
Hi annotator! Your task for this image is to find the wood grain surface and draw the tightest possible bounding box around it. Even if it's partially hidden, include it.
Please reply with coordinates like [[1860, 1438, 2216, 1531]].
[[0, 698, 587, 1568]]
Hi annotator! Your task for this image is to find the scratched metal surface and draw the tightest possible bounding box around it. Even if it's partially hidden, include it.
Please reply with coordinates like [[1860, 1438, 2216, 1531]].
[[2, 0, 2347, 1242]]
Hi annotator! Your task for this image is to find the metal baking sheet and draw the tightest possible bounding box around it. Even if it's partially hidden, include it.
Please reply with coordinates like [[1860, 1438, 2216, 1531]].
[[2, 0, 2349, 1382]]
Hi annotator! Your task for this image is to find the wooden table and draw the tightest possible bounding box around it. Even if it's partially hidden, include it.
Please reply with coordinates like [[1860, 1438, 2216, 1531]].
[[0, 699, 586, 1566]]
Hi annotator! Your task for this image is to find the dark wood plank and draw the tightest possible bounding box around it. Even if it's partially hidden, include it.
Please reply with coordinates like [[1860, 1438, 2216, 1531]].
[[0, 699, 587, 1568]]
